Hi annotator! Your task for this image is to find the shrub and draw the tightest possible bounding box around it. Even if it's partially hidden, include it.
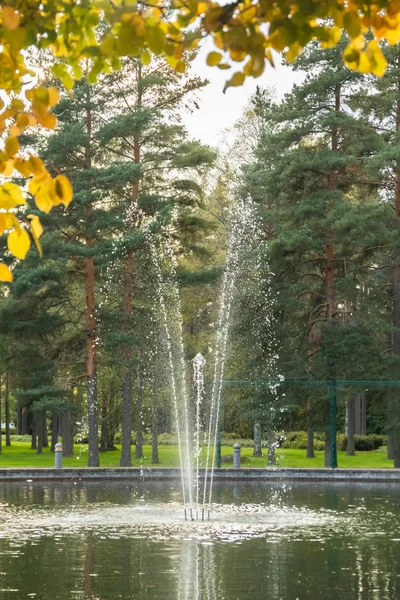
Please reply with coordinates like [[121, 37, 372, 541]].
[[1, 428, 16, 436], [281, 431, 325, 450], [340, 434, 386, 452]]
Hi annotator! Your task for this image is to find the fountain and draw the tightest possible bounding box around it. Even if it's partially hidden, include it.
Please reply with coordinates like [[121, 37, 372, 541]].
[[150, 200, 268, 521]]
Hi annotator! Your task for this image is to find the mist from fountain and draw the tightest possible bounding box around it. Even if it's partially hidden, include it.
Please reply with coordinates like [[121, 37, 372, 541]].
[[150, 200, 263, 521]]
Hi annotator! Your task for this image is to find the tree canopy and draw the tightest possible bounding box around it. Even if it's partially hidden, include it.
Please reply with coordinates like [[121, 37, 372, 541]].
[[0, 0, 399, 280]]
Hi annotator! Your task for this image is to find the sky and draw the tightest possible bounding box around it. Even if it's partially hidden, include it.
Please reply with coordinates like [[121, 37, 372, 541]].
[[182, 46, 306, 147]]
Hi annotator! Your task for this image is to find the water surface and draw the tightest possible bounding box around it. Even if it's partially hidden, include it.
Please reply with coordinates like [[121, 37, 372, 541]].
[[0, 480, 399, 599]]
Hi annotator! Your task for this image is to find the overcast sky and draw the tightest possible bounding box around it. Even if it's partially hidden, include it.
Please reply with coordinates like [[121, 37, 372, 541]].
[[182, 46, 306, 147]]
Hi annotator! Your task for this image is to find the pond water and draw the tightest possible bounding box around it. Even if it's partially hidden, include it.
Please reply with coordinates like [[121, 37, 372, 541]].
[[0, 480, 399, 599]]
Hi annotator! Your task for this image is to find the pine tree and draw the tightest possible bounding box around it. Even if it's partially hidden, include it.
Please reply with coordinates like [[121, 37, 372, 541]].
[[96, 56, 215, 466], [242, 40, 389, 465]]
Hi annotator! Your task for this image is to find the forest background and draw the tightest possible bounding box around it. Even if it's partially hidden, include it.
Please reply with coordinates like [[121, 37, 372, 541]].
[[2, 36, 400, 468]]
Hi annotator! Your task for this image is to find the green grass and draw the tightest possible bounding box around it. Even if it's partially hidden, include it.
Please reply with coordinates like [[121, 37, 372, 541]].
[[0, 442, 394, 468]]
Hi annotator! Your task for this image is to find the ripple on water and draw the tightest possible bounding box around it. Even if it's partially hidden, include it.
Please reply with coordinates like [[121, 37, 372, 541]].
[[0, 499, 388, 545]]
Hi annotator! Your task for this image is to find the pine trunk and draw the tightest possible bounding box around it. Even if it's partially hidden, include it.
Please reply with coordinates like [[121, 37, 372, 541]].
[[37, 411, 43, 455], [100, 387, 109, 452], [388, 434, 394, 460], [21, 407, 28, 435], [347, 397, 355, 456], [120, 365, 132, 466], [267, 429, 276, 465], [390, 86, 400, 468], [31, 417, 37, 450], [121, 63, 142, 466], [306, 420, 315, 458], [361, 391, 367, 435], [84, 93, 99, 468], [62, 410, 74, 458], [253, 420, 262, 457], [324, 82, 340, 469], [151, 376, 159, 464], [51, 413, 58, 452], [42, 411, 48, 448], [135, 357, 143, 459], [16, 405, 21, 435], [120, 251, 134, 467], [4, 371, 10, 446], [0, 375, 2, 454], [354, 393, 361, 434]]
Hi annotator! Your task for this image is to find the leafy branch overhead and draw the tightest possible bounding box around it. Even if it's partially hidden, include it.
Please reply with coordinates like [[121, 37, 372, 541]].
[[0, 0, 398, 278]]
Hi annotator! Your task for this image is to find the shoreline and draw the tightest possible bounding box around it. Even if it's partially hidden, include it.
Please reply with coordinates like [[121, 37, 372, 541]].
[[0, 467, 400, 483]]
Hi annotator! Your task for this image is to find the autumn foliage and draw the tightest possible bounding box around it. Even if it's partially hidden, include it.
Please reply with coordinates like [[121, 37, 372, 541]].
[[0, 0, 399, 279]]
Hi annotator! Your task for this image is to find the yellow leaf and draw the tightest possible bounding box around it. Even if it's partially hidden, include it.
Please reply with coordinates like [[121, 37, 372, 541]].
[[15, 159, 31, 178], [5, 136, 19, 157], [223, 71, 245, 92], [28, 215, 43, 257], [28, 214, 43, 239], [28, 156, 46, 177], [37, 112, 57, 129], [285, 42, 301, 62], [16, 113, 36, 130], [0, 159, 15, 177], [34, 185, 54, 213], [7, 228, 31, 260], [343, 10, 362, 38], [54, 175, 73, 206], [0, 183, 26, 209], [1, 7, 20, 30], [140, 50, 151, 65], [48, 87, 60, 106], [206, 51, 222, 66], [175, 60, 186, 73], [0, 264, 12, 283]]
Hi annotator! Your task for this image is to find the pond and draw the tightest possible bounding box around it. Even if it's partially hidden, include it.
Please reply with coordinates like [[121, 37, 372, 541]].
[[0, 480, 399, 599]]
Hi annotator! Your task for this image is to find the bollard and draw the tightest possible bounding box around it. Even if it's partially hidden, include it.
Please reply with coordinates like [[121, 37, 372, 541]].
[[233, 443, 241, 469], [55, 442, 63, 469]]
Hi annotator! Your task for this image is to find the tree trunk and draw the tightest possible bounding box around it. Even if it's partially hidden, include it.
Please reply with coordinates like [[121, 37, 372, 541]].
[[84, 88, 99, 468], [120, 252, 134, 467], [306, 419, 315, 458], [16, 405, 22, 435], [354, 393, 361, 434], [86, 255, 98, 467], [135, 357, 143, 459], [22, 407, 28, 435], [151, 377, 159, 464], [100, 387, 109, 452], [51, 413, 58, 452], [31, 417, 37, 450], [0, 375, 3, 454], [267, 429, 276, 465], [120, 367, 132, 466], [6, 372, 13, 445], [61, 410, 73, 458], [361, 391, 367, 435], [323, 82, 340, 470], [347, 397, 355, 456], [37, 411, 43, 454], [388, 433, 394, 460], [253, 420, 262, 457], [389, 81, 400, 468], [121, 62, 142, 466], [42, 411, 48, 448]]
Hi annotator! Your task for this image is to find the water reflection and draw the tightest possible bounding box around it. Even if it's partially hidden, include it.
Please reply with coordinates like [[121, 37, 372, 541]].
[[0, 481, 399, 599]]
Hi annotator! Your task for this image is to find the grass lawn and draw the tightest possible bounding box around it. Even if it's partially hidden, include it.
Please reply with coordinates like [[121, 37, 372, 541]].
[[0, 442, 394, 468]]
